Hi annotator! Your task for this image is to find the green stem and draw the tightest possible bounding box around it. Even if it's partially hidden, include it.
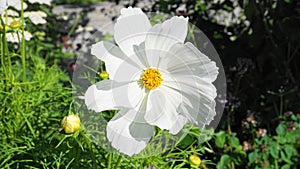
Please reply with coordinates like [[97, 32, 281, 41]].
[[279, 94, 283, 117], [231, 162, 235, 169], [1, 11, 11, 80], [113, 155, 122, 169], [90, 146, 97, 169], [107, 153, 112, 169], [4, 10, 11, 78], [274, 158, 278, 169], [0, 17, 8, 81], [21, 0, 26, 82], [3, 29, 11, 80], [227, 105, 234, 134], [67, 12, 83, 37], [188, 24, 198, 48], [274, 137, 280, 169]]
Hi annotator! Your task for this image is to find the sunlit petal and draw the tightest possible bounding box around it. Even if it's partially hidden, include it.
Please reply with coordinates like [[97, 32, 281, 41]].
[[145, 16, 188, 64], [107, 108, 153, 156], [85, 80, 145, 112], [114, 7, 151, 57], [169, 115, 187, 135], [144, 84, 182, 131], [160, 42, 219, 83], [91, 41, 142, 81], [164, 75, 217, 128]]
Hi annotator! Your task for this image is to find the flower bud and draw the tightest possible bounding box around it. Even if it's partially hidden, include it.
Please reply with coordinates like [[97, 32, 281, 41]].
[[34, 31, 46, 41], [0, 25, 9, 32], [99, 71, 109, 80], [189, 154, 201, 166], [61, 114, 81, 134]]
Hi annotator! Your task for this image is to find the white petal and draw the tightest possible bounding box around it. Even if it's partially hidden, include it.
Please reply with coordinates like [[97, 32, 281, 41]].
[[91, 41, 142, 82], [107, 108, 153, 156], [28, 0, 51, 6], [160, 42, 219, 83], [145, 16, 188, 60], [7, 9, 19, 17], [133, 42, 150, 68], [114, 7, 151, 56], [164, 75, 217, 128], [3, 17, 14, 25], [144, 84, 182, 130], [6, 31, 32, 43], [6, 32, 19, 43], [24, 31, 33, 41], [169, 115, 187, 135], [0, 0, 7, 13], [85, 80, 145, 112], [7, 0, 27, 10], [24, 11, 47, 25], [178, 99, 216, 128]]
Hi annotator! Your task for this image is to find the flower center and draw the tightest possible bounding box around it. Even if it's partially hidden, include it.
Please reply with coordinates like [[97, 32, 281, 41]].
[[141, 68, 162, 90]]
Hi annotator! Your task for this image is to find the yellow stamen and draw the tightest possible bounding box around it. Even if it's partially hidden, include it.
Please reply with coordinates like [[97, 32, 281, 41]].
[[10, 20, 21, 29], [141, 68, 162, 90]]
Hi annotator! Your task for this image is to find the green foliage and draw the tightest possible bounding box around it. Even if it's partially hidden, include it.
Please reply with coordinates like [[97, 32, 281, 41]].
[[150, 13, 167, 25], [246, 114, 300, 169], [214, 131, 246, 169], [210, 105, 300, 169], [215, 131, 226, 148]]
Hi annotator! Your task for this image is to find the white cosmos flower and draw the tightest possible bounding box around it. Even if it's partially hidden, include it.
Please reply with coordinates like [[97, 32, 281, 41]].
[[6, 30, 32, 43], [28, 0, 51, 6], [0, 17, 31, 43], [85, 7, 218, 156], [7, 0, 27, 11], [24, 11, 47, 25]]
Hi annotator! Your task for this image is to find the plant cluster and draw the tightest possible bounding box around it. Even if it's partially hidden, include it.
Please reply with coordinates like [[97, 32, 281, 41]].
[[1, 0, 299, 168]]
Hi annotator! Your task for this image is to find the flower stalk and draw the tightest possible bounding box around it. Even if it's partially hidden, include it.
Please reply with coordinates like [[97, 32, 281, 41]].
[[114, 155, 122, 169], [21, 0, 26, 82]]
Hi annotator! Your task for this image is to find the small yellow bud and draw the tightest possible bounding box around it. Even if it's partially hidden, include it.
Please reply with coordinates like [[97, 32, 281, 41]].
[[99, 71, 109, 80], [0, 25, 9, 32], [10, 20, 21, 29], [189, 154, 201, 166], [61, 114, 81, 134]]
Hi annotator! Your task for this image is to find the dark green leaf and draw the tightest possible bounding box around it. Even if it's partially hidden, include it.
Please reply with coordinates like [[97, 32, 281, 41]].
[[284, 145, 295, 159], [217, 154, 231, 169], [284, 0, 292, 3], [280, 151, 293, 164], [276, 124, 286, 136], [177, 134, 194, 149], [213, 33, 223, 39], [248, 151, 258, 164], [281, 164, 291, 169], [229, 136, 240, 148], [215, 131, 226, 148], [269, 146, 278, 158], [285, 132, 296, 143]]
